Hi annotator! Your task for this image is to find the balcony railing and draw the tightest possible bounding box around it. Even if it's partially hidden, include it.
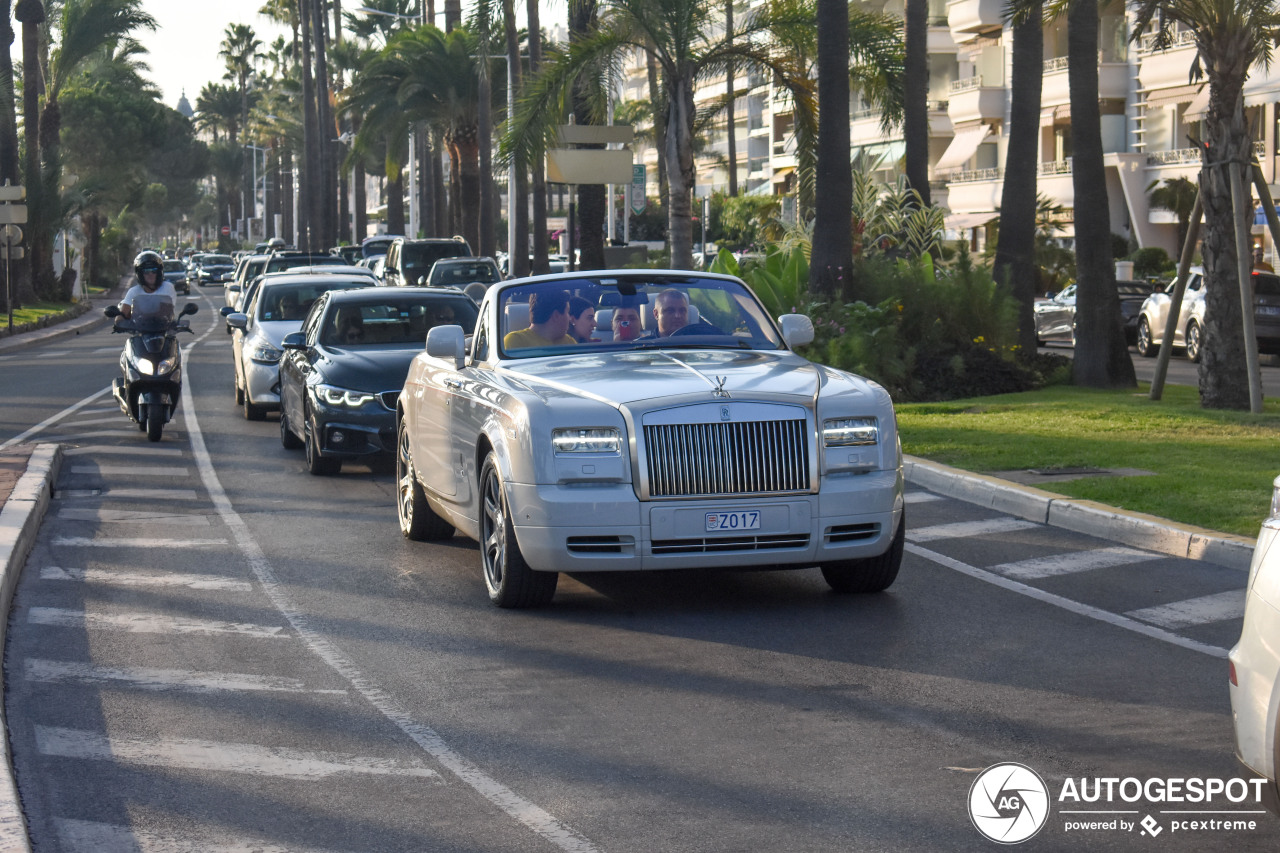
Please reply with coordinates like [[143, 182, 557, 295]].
[[1038, 159, 1073, 176], [1138, 29, 1197, 54], [928, 99, 951, 112], [949, 76, 984, 94], [852, 107, 879, 121], [949, 167, 1003, 183], [1145, 141, 1264, 166], [1043, 56, 1070, 74]]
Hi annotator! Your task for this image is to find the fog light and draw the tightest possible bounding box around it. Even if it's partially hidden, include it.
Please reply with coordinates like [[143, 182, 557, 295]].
[[331, 430, 346, 445]]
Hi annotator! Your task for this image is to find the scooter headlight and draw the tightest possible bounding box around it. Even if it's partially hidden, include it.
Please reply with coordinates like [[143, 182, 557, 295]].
[[138, 357, 178, 376]]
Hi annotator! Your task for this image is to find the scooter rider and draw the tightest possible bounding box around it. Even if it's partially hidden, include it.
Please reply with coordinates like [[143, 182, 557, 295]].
[[119, 250, 176, 319]]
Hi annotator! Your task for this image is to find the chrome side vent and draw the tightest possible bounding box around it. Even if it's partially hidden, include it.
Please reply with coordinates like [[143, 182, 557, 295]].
[[825, 523, 880, 544]]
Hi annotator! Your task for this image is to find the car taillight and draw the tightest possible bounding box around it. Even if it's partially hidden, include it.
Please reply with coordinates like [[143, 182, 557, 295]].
[[1229, 660, 1238, 686]]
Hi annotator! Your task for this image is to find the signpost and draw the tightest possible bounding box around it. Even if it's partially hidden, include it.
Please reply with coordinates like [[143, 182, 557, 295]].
[[630, 165, 646, 215], [0, 182, 25, 334]]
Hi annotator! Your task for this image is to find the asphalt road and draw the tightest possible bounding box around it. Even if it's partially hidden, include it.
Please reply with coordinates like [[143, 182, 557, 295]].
[[1, 291, 1276, 851], [1039, 340, 1280, 397]]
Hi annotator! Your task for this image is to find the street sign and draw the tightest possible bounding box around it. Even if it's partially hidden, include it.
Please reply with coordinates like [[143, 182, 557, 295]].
[[546, 149, 634, 184], [0, 182, 24, 202], [556, 125, 634, 145], [1, 245, 24, 260], [630, 165, 647, 215], [0, 224, 21, 246], [0, 203, 27, 224], [221, 225, 231, 236]]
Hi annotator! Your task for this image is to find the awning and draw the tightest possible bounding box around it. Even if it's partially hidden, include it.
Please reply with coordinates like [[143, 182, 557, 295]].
[[934, 125, 992, 172], [771, 166, 795, 182], [1244, 76, 1279, 107], [1184, 86, 1211, 121], [1145, 83, 1203, 109], [945, 211, 996, 230]]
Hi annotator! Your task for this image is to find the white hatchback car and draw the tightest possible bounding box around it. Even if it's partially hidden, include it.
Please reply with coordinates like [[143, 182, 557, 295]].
[[226, 272, 375, 420], [1230, 474, 1280, 804]]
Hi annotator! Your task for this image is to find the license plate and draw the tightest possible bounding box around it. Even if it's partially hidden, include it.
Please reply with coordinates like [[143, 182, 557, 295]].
[[705, 511, 761, 532], [1258, 305, 1280, 316]]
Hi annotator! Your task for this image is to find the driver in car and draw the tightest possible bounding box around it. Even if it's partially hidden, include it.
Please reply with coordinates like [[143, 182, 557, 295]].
[[640, 288, 721, 338]]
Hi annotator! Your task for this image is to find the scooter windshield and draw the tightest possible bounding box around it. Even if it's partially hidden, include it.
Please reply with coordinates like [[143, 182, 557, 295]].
[[131, 293, 175, 331]]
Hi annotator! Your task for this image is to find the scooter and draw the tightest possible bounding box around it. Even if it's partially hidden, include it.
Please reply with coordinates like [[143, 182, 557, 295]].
[[103, 302, 199, 442]]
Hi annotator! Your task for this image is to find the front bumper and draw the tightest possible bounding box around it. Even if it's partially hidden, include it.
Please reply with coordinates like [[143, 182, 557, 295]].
[[505, 469, 903, 572], [243, 360, 282, 408], [312, 405, 396, 458]]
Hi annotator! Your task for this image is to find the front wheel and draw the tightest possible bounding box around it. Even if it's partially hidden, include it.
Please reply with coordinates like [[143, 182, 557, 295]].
[[145, 402, 165, 442], [243, 391, 266, 421], [479, 453, 557, 608], [397, 419, 453, 541], [304, 414, 341, 476], [1136, 317, 1157, 358], [279, 409, 303, 450], [1186, 320, 1203, 363], [820, 510, 905, 593]]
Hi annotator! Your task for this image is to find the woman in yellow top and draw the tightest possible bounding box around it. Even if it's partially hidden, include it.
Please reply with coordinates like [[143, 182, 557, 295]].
[[503, 290, 577, 349]]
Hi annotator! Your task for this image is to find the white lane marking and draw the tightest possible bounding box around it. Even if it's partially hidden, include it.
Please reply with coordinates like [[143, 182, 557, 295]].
[[64, 445, 185, 457], [53, 536, 227, 548], [32, 350, 70, 358], [27, 607, 286, 638], [988, 546, 1163, 580], [0, 386, 112, 450], [35, 727, 440, 781], [178, 354, 603, 853], [69, 465, 190, 477], [90, 346, 120, 354], [99, 488, 200, 501], [907, 517, 1039, 543], [1125, 590, 1247, 629], [24, 659, 346, 696], [59, 416, 133, 428], [907, 543, 1228, 658], [40, 566, 250, 591], [56, 818, 347, 853], [904, 492, 944, 504], [56, 508, 211, 527]]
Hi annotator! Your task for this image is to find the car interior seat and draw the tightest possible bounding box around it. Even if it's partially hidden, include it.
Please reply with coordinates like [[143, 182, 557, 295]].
[[594, 308, 614, 343], [504, 301, 531, 334]]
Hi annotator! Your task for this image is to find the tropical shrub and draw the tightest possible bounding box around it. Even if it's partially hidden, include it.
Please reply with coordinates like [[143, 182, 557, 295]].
[[1129, 246, 1173, 279]]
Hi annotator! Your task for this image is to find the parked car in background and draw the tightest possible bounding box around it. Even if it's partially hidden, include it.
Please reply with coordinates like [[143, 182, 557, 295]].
[[278, 286, 479, 475], [381, 237, 473, 287], [226, 272, 377, 421], [161, 259, 190, 295], [1230, 473, 1280, 808], [1135, 267, 1280, 361], [395, 270, 905, 608], [425, 257, 503, 290], [1034, 280, 1158, 346]]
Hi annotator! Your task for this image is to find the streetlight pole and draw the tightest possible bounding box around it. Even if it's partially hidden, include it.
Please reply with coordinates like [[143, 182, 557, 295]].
[[245, 144, 268, 242]]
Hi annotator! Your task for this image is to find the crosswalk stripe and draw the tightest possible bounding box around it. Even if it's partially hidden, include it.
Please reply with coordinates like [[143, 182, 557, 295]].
[[64, 445, 186, 457], [907, 517, 1039, 543], [35, 727, 442, 781], [28, 607, 286, 638], [988, 546, 1162, 580], [24, 659, 346, 696], [99, 488, 200, 501], [1124, 590, 1246, 629], [40, 566, 250, 591], [70, 465, 190, 477], [53, 536, 227, 548], [56, 508, 211, 526], [904, 492, 944, 504], [56, 819, 345, 853]]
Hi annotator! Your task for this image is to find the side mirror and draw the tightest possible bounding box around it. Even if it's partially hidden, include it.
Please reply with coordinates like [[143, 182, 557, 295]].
[[281, 331, 307, 351], [778, 314, 815, 349], [426, 324, 466, 369], [181, 302, 199, 316], [228, 284, 241, 293], [227, 312, 248, 330], [415, 275, 429, 286], [219, 306, 235, 317], [103, 305, 121, 318]]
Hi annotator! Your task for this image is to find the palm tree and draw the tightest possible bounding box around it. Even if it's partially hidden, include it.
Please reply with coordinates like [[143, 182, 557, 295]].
[[902, 0, 928, 205], [0, 1, 19, 187], [220, 23, 263, 227], [527, 0, 549, 272], [196, 82, 243, 142], [1148, 175, 1198, 255], [502, 0, 529, 275], [995, 0, 1043, 353], [509, 0, 816, 270], [15, 0, 45, 300]]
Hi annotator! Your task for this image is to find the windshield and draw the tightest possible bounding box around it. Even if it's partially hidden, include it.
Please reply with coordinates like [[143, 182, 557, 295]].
[[497, 276, 785, 358], [430, 261, 500, 286], [402, 243, 469, 274], [162, 260, 185, 273], [203, 255, 233, 266], [321, 297, 478, 347], [258, 280, 373, 322], [265, 255, 345, 274]]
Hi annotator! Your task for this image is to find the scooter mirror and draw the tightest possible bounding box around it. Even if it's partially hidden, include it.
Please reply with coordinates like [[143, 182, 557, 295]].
[[103, 305, 121, 318], [181, 303, 199, 316]]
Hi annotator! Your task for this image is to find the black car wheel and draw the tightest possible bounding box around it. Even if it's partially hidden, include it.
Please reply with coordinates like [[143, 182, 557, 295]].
[[304, 413, 341, 476], [1186, 320, 1203, 363], [820, 511, 904, 593], [1136, 316, 1157, 358], [479, 453, 556, 608], [396, 418, 453, 541], [279, 409, 303, 449], [243, 390, 266, 421]]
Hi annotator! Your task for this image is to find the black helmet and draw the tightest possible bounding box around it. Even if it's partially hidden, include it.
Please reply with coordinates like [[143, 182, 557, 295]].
[[134, 250, 163, 280]]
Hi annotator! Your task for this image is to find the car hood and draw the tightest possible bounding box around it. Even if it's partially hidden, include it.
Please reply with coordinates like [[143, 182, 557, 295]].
[[248, 320, 303, 348], [501, 348, 881, 408], [316, 345, 420, 392]]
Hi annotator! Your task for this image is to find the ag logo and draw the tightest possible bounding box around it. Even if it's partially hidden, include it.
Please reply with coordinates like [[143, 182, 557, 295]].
[[968, 762, 1050, 844]]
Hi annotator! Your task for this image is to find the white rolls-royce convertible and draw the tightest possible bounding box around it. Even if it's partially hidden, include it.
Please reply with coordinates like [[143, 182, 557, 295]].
[[395, 271, 905, 607]]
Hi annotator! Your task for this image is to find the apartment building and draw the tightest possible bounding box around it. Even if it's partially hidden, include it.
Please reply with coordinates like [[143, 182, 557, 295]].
[[622, 0, 1280, 260]]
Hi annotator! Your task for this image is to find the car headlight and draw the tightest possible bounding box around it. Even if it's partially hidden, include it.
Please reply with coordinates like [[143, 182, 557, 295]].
[[137, 357, 178, 377], [823, 417, 879, 447], [315, 384, 376, 408], [1271, 475, 1280, 519], [552, 427, 621, 454], [250, 344, 283, 364]]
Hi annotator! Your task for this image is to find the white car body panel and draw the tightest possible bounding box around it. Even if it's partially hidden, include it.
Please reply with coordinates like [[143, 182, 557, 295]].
[[1231, 494, 1280, 785]]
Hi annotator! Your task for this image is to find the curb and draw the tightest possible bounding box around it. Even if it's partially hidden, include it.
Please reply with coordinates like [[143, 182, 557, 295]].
[[0, 277, 130, 354], [0, 442, 60, 853], [903, 455, 1256, 571]]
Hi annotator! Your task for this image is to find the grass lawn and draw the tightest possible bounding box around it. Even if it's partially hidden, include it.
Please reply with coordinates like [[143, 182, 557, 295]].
[[896, 383, 1280, 538], [4, 286, 107, 328]]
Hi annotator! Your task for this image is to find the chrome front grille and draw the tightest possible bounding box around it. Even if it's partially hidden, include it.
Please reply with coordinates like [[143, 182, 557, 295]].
[[643, 419, 810, 498]]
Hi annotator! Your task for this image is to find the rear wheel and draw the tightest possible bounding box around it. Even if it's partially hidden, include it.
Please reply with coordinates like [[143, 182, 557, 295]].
[[304, 413, 341, 476], [279, 409, 303, 449], [1186, 320, 1203, 363], [479, 453, 557, 608], [821, 510, 905, 593], [396, 418, 453, 541], [145, 402, 165, 443], [1136, 317, 1157, 358]]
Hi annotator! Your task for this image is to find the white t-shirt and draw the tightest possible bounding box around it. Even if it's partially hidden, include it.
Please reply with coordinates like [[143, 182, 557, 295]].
[[120, 282, 176, 318]]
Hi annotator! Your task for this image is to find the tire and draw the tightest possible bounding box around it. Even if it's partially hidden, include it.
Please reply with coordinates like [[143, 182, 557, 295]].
[[145, 402, 165, 443], [243, 390, 267, 421], [1185, 320, 1203, 363], [479, 453, 557, 608], [235, 375, 244, 405], [1136, 317, 1157, 358], [820, 510, 905, 594], [304, 414, 341, 476], [396, 418, 453, 541], [279, 409, 303, 450]]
